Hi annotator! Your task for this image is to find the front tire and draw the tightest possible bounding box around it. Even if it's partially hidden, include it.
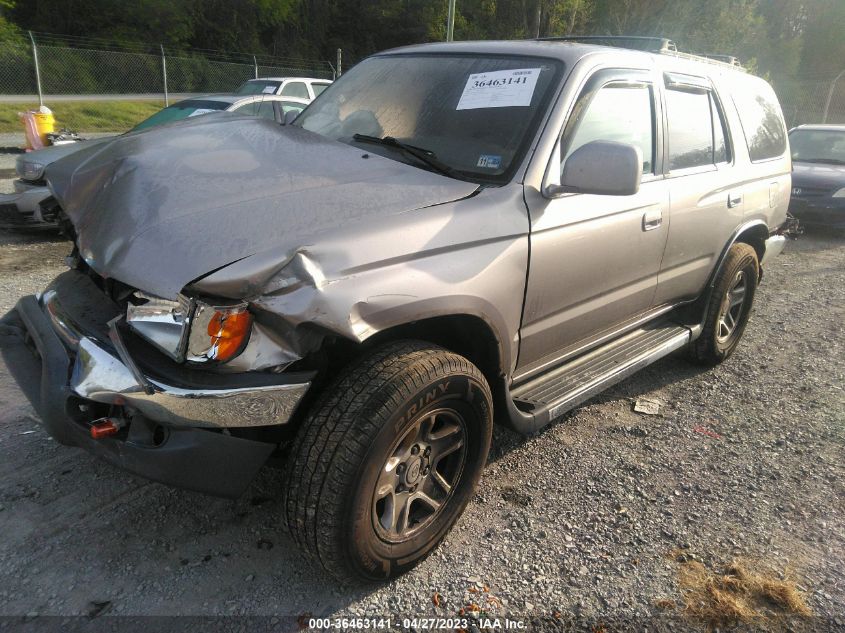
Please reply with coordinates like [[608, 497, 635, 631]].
[[689, 242, 759, 365], [283, 340, 493, 582]]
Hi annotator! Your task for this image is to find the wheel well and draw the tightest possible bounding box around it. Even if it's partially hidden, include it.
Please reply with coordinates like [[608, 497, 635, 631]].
[[280, 315, 506, 439], [361, 315, 505, 389], [678, 223, 770, 328], [734, 225, 768, 264]]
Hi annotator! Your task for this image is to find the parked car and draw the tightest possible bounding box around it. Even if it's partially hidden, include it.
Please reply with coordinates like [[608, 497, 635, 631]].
[[0, 39, 790, 582], [787, 124, 845, 230], [5, 94, 310, 229], [234, 76, 332, 100]]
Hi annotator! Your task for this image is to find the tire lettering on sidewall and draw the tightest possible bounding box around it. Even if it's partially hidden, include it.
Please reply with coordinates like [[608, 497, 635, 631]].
[[393, 379, 453, 431]]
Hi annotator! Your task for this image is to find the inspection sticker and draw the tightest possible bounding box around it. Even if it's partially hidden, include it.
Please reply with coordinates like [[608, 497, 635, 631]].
[[476, 154, 502, 169], [457, 68, 541, 110]]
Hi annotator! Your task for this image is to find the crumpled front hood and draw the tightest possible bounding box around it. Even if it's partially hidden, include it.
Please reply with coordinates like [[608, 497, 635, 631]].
[[46, 114, 478, 298]]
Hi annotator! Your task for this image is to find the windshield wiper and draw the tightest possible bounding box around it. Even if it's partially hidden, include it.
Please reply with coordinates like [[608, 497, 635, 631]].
[[352, 134, 459, 178]]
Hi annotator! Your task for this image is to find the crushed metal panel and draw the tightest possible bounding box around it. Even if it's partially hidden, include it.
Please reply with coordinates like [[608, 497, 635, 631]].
[[45, 115, 478, 299]]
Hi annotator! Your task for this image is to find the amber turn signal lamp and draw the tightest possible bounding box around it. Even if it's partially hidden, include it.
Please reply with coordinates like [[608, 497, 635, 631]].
[[207, 310, 253, 362]]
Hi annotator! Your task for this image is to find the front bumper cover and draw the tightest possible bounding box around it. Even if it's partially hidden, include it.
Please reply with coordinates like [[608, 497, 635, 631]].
[[0, 293, 312, 498], [788, 197, 845, 229]]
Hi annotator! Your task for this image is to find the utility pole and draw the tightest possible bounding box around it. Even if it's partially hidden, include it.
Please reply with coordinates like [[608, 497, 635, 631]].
[[446, 0, 456, 42], [337, 49, 342, 77], [253, 55, 259, 79], [822, 69, 845, 124], [29, 31, 43, 108], [160, 45, 169, 107]]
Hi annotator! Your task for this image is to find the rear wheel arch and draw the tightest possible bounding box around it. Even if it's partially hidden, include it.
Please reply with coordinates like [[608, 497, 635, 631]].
[[679, 221, 767, 331], [707, 221, 767, 292], [734, 224, 768, 273]]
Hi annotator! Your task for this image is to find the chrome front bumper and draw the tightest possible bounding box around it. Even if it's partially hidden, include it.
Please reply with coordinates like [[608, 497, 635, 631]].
[[71, 336, 311, 428], [2, 291, 308, 498], [30, 274, 312, 429]]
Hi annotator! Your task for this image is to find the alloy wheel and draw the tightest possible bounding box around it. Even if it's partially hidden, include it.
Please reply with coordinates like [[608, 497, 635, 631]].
[[717, 270, 748, 343], [372, 408, 467, 542]]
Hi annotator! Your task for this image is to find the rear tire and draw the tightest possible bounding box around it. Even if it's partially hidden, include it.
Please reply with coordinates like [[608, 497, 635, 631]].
[[283, 340, 493, 583], [689, 242, 759, 365]]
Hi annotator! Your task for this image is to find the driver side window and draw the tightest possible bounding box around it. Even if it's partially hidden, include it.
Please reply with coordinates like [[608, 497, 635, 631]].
[[563, 81, 655, 175]]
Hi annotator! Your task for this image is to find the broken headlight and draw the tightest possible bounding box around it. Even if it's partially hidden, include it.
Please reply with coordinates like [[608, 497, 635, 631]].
[[186, 301, 253, 363], [126, 293, 193, 361], [127, 293, 253, 364]]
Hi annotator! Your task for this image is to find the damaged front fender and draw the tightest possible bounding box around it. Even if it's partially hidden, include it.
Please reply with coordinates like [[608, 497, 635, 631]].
[[191, 184, 530, 375]]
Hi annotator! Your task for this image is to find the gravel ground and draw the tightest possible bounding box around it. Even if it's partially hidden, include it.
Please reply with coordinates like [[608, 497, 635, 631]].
[[0, 222, 842, 632]]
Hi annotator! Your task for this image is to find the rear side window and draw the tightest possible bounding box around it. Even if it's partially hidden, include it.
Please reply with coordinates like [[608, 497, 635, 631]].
[[666, 86, 731, 170], [281, 81, 309, 98], [666, 89, 713, 170], [731, 80, 787, 161]]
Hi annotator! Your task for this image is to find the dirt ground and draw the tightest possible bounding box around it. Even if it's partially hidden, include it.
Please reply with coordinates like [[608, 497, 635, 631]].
[[0, 224, 843, 632]]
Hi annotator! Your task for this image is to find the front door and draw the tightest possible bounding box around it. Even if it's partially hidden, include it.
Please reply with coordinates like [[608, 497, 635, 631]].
[[518, 68, 669, 376]]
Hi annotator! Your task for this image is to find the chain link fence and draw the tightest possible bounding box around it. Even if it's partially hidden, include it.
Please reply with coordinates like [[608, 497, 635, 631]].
[[1, 32, 842, 133], [0, 40, 36, 95], [0, 32, 338, 132], [774, 74, 845, 128]]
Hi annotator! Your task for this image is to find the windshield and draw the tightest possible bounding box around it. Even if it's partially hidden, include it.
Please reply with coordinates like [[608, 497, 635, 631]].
[[294, 54, 563, 182], [132, 99, 230, 131], [789, 129, 845, 164], [235, 80, 282, 95]]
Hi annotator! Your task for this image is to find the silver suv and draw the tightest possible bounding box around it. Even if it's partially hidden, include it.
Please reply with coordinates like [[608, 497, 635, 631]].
[[0, 39, 790, 582]]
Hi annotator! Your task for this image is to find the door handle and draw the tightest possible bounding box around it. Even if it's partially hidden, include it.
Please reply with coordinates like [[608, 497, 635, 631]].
[[642, 209, 662, 231], [728, 192, 743, 208]]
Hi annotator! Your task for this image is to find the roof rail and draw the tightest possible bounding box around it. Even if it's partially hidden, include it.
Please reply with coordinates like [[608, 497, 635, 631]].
[[538, 35, 677, 53], [538, 35, 746, 72], [699, 54, 743, 67]]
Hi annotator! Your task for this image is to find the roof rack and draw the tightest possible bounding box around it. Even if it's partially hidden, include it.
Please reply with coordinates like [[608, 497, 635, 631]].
[[538, 35, 746, 72], [538, 35, 677, 53]]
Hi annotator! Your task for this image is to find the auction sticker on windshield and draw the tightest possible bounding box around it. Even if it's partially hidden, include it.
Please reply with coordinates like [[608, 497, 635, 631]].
[[457, 68, 540, 110]]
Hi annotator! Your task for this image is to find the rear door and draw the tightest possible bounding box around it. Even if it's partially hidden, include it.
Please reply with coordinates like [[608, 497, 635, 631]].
[[518, 68, 670, 374], [653, 73, 745, 304]]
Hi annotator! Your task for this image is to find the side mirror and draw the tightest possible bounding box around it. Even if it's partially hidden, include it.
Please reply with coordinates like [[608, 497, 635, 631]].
[[546, 140, 642, 197], [282, 110, 300, 126]]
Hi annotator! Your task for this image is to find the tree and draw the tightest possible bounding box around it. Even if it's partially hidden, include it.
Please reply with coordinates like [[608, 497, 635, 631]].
[[799, 0, 845, 78]]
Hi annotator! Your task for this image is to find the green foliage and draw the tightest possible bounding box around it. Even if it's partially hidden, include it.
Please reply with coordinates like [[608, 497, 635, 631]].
[[5, 0, 843, 83], [798, 0, 845, 78]]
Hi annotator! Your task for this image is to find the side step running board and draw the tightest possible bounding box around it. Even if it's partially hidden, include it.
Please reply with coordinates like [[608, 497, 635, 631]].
[[511, 323, 691, 426]]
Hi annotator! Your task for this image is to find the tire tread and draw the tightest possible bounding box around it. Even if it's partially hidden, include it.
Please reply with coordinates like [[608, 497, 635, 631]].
[[283, 340, 490, 582]]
